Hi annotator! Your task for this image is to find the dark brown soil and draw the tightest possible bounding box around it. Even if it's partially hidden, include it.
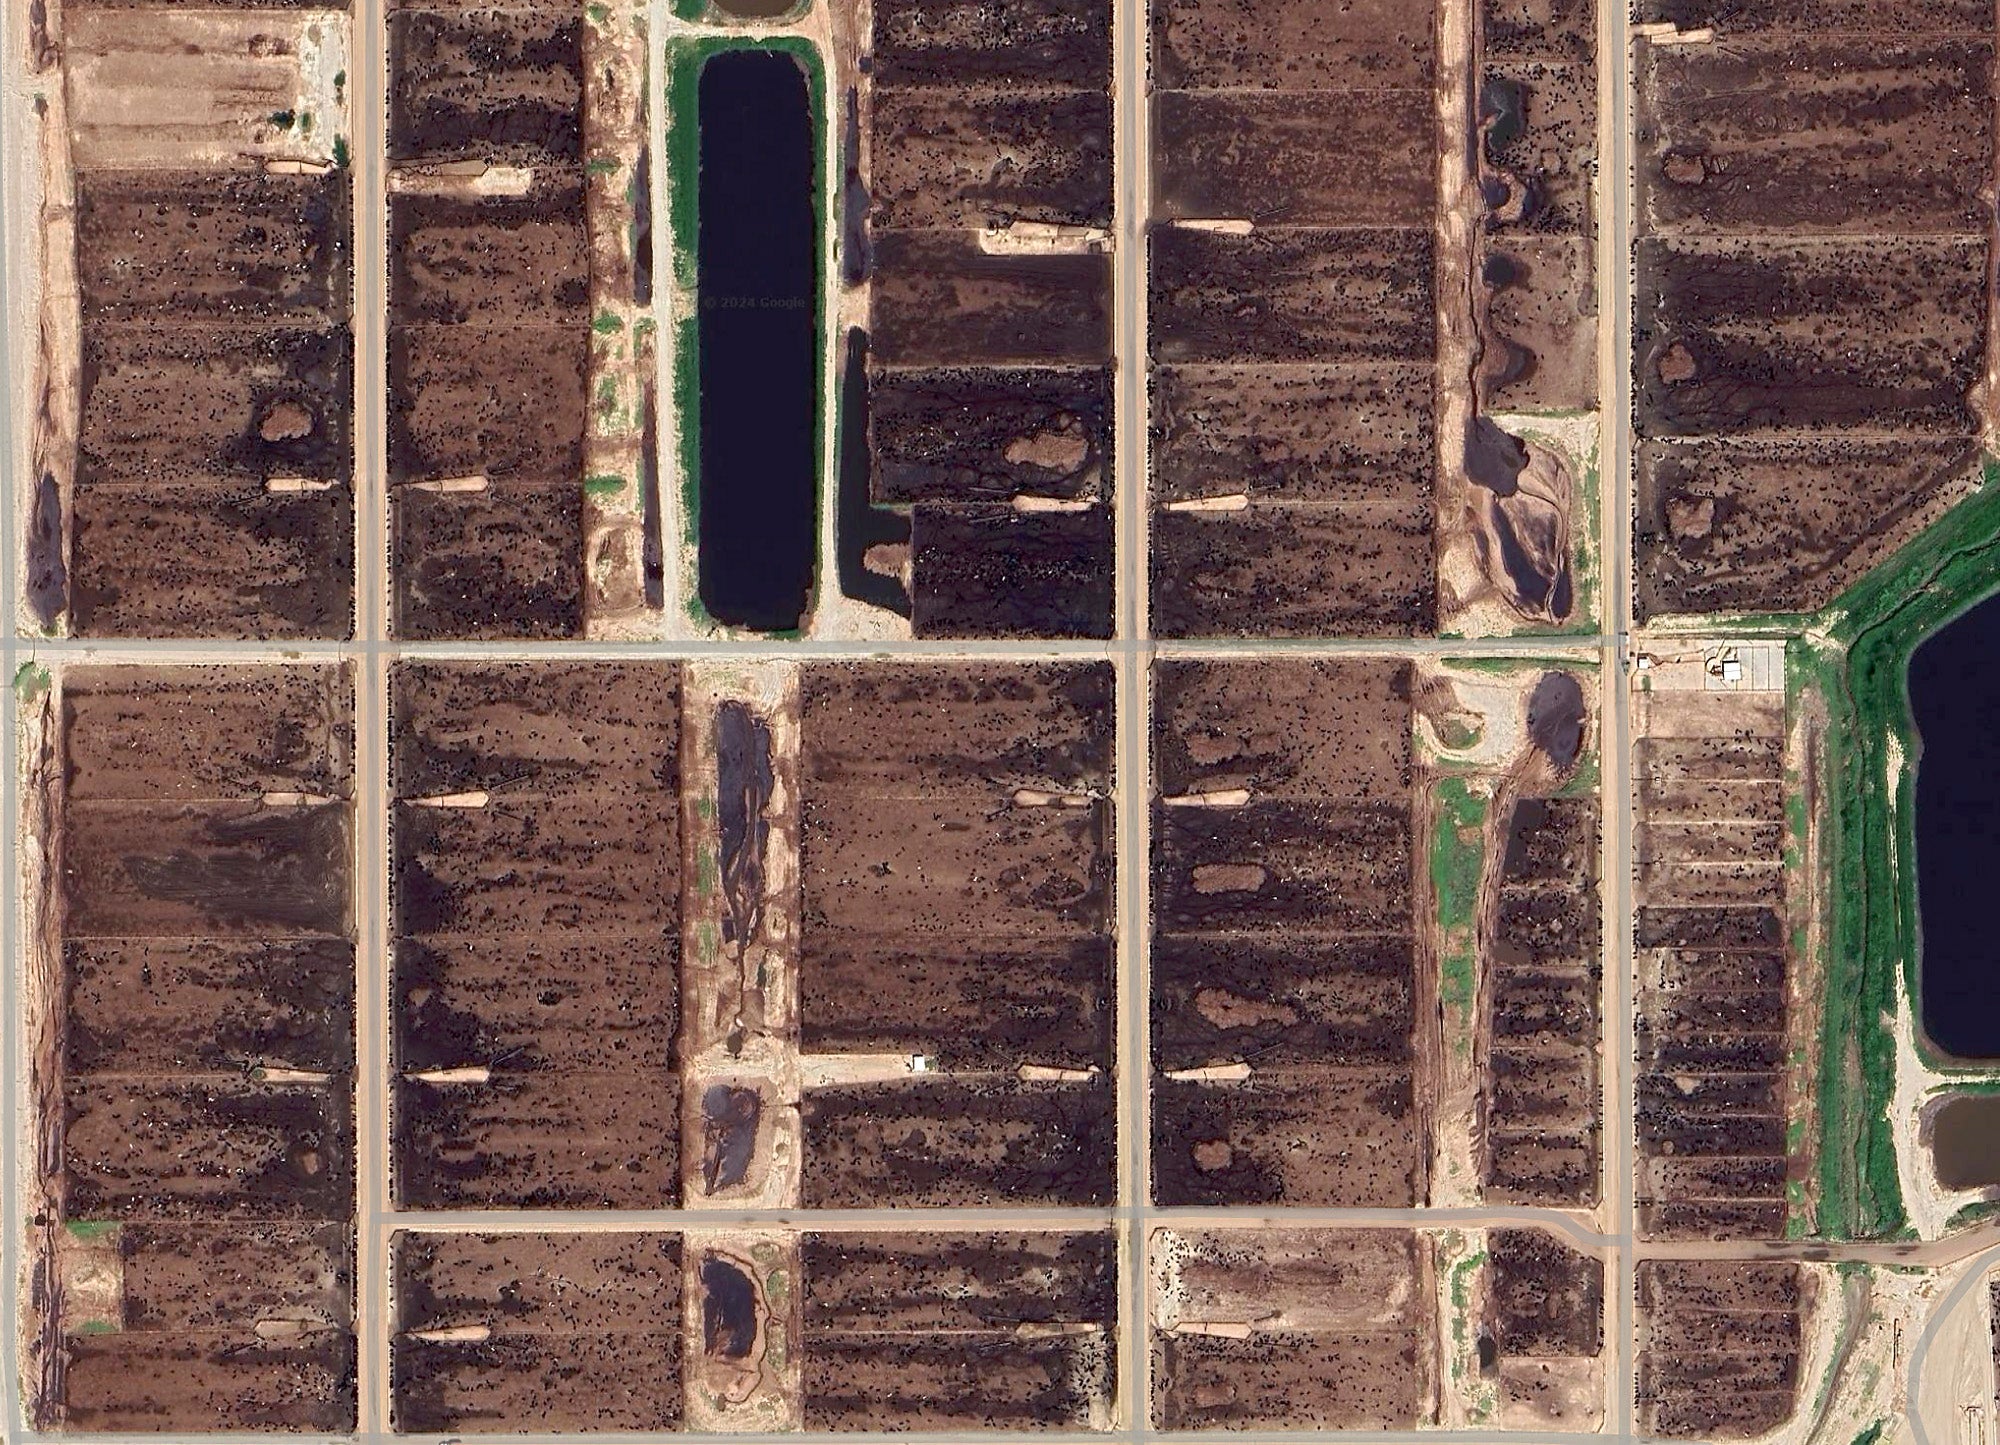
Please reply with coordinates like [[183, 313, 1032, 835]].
[[390, 187, 590, 324], [802, 1078, 1116, 1206], [1153, 936, 1415, 1071], [392, 480, 585, 639], [1151, 0, 1434, 89], [1636, 435, 1979, 618], [801, 1231, 1114, 1429], [1634, 717, 1792, 1241], [395, 1071, 680, 1208], [1486, 1229, 1603, 1358], [1153, 659, 1415, 799], [392, 1232, 682, 1431], [908, 504, 1114, 637], [1150, 225, 1437, 364], [390, 662, 680, 1208], [1151, 504, 1438, 637], [1151, 364, 1436, 504], [70, 480, 355, 639], [1155, 1330, 1426, 1429], [61, 663, 351, 790], [64, 165, 353, 636], [1150, 658, 1422, 1206], [1153, 803, 1413, 933], [68, 938, 354, 1075], [1153, 91, 1434, 223], [870, 365, 1111, 502], [1484, 0, 1595, 60], [802, 939, 1111, 1069], [1639, 39, 1992, 235], [870, 87, 1112, 228], [868, 0, 1111, 87], [1634, 0, 1988, 33], [1637, 237, 1986, 436], [61, 1330, 355, 1432], [1153, 1067, 1421, 1205], [77, 170, 349, 321], [1638, 1261, 1803, 1438], [388, 324, 588, 483], [388, 10, 582, 164], [870, 234, 1112, 366]]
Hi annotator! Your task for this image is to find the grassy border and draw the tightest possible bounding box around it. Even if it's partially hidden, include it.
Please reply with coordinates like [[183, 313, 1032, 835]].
[[1802, 462, 2000, 1237], [664, 35, 828, 633]]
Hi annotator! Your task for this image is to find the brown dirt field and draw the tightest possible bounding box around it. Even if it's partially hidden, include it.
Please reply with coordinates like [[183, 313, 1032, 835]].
[[392, 480, 586, 639], [1153, 658, 1415, 801], [801, 939, 1112, 1070], [394, 1071, 680, 1208], [1164, 1227, 1426, 1326], [395, 1332, 683, 1431], [801, 1078, 1116, 1206], [119, 1223, 350, 1332], [1151, 503, 1439, 637], [65, 1076, 352, 1220], [869, 0, 1111, 86], [68, 938, 354, 1075], [389, 324, 587, 482], [63, 666, 353, 799], [77, 171, 349, 322], [392, 660, 680, 796], [1479, 234, 1597, 411], [396, 937, 678, 1073], [1638, 38, 1993, 235], [1153, 936, 1415, 1070], [868, 87, 1112, 229], [1635, 235, 1988, 436], [802, 792, 1109, 938], [1635, 434, 1980, 619], [802, 1231, 1113, 1329], [1634, 0, 1990, 32], [64, 800, 350, 938], [1150, 0, 1434, 89], [803, 1334, 1113, 1430], [907, 506, 1115, 638], [1484, 0, 1594, 59], [1633, 695, 1792, 1240], [869, 234, 1112, 366], [395, 796, 679, 934], [78, 324, 351, 484], [389, 10, 582, 164], [390, 661, 680, 1207], [60, 1331, 355, 1432], [396, 1232, 683, 1333], [1155, 1330, 1427, 1428], [1151, 364, 1435, 504], [37, 668, 358, 1426], [70, 480, 355, 639], [1482, 60, 1595, 235], [1486, 1228, 1602, 1357], [1153, 802, 1413, 934], [1637, 1261, 1805, 1439], [390, 189, 590, 325], [1149, 226, 1437, 363], [800, 661, 1112, 797], [1153, 91, 1434, 224], [1153, 1067, 1422, 1206], [869, 364, 1112, 502]]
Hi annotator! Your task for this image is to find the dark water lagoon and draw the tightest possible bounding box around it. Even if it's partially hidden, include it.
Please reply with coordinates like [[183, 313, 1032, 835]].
[[1911, 587, 2000, 1058], [695, 49, 817, 631]]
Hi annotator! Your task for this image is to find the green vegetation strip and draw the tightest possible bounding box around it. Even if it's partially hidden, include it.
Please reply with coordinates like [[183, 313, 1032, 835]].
[[1804, 462, 2000, 1238], [663, 35, 828, 627], [1432, 777, 1488, 1022]]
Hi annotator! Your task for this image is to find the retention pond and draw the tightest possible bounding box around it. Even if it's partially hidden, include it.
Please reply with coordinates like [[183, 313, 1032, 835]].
[[1910, 587, 2000, 1058], [695, 48, 817, 630]]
